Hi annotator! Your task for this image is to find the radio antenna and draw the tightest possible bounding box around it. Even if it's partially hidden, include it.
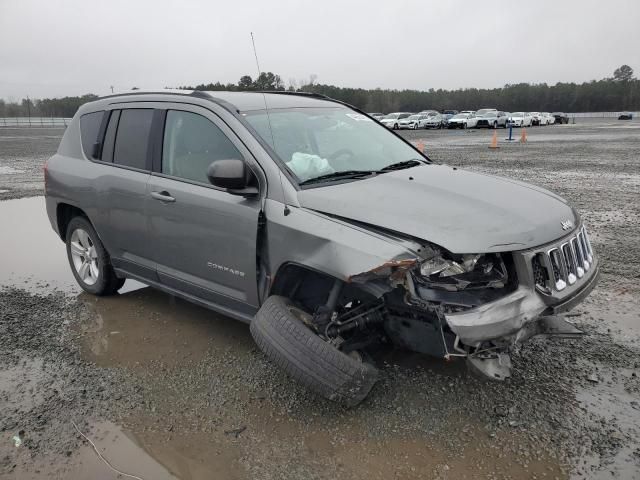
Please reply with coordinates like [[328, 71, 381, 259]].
[[250, 32, 262, 77], [250, 32, 276, 150]]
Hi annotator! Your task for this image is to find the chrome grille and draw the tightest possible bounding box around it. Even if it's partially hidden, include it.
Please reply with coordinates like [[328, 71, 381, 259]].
[[532, 226, 595, 293]]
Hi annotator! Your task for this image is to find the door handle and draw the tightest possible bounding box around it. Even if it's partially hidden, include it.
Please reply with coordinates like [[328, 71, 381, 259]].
[[150, 191, 176, 203]]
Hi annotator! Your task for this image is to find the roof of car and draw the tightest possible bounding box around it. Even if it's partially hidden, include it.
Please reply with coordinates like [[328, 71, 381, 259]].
[[93, 90, 340, 113]]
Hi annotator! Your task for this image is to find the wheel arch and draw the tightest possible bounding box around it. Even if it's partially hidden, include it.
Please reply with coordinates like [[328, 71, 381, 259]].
[[56, 202, 89, 241]]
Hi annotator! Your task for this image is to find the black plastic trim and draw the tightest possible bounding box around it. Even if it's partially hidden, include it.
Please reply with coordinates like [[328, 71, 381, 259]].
[[149, 109, 166, 173]]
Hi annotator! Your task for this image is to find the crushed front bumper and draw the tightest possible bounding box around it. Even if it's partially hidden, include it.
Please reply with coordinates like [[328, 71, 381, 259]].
[[444, 265, 599, 346]]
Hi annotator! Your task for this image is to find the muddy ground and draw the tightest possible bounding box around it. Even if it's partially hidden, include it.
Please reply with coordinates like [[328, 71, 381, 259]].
[[0, 120, 639, 479]]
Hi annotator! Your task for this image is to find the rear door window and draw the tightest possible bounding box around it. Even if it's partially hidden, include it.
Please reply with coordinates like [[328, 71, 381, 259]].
[[113, 109, 154, 170], [162, 110, 243, 184], [79, 111, 104, 159]]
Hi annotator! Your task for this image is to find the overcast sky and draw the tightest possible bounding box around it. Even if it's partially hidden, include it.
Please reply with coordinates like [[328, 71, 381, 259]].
[[1, 0, 639, 100]]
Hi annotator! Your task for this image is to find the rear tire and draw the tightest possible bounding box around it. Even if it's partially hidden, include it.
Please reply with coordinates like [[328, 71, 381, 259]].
[[66, 216, 125, 296], [250, 295, 378, 407]]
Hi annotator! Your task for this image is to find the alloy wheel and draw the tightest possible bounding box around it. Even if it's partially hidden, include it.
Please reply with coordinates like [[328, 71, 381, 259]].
[[70, 228, 99, 285]]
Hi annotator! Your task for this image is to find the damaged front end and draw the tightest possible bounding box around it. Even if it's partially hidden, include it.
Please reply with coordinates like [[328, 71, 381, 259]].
[[345, 240, 598, 381]]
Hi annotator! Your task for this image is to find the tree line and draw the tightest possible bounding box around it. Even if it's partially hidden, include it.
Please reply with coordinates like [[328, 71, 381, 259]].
[[1, 65, 636, 118]]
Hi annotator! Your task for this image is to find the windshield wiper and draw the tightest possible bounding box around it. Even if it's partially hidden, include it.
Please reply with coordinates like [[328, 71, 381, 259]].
[[299, 170, 377, 186], [378, 159, 426, 172]]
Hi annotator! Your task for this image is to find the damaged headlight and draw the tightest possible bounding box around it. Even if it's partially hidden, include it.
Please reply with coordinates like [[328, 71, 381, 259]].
[[420, 254, 482, 277], [418, 253, 508, 291]]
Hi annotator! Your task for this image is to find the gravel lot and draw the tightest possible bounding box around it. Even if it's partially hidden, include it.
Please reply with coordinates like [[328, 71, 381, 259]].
[[0, 120, 639, 479]]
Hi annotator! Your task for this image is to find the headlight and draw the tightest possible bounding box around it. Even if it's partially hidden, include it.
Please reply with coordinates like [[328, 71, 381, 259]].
[[420, 254, 481, 277], [418, 253, 508, 290]]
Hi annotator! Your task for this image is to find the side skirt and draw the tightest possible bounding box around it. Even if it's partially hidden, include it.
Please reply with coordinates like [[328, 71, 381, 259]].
[[113, 268, 256, 324]]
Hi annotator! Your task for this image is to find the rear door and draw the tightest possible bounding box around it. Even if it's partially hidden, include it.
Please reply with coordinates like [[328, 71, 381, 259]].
[[92, 106, 157, 280], [147, 104, 263, 319]]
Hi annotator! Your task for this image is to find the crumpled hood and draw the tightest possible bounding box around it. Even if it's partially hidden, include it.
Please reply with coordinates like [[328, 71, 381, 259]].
[[296, 164, 577, 253]]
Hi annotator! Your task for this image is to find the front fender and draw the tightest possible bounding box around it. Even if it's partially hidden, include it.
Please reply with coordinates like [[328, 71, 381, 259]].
[[264, 199, 424, 284]]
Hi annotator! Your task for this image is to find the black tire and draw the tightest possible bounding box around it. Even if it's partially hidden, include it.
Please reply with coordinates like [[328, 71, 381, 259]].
[[393, 123, 398, 130], [65, 216, 125, 296], [250, 296, 378, 407]]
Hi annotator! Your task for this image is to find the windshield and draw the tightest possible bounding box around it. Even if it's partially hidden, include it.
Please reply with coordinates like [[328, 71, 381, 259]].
[[451, 114, 468, 119], [383, 113, 401, 119], [479, 112, 496, 117], [510, 112, 524, 117], [244, 107, 424, 184], [475, 109, 495, 116], [408, 115, 421, 120]]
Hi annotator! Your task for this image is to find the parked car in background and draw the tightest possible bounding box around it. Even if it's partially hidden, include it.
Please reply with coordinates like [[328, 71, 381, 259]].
[[441, 110, 459, 126], [507, 112, 533, 127], [618, 112, 633, 120], [460, 110, 476, 115], [530, 112, 543, 126], [475, 108, 498, 117], [447, 112, 477, 129], [398, 114, 429, 129], [552, 112, 569, 124], [424, 113, 445, 129], [380, 112, 412, 129], [476, 111, 509, 129], [368, 112, 386, 121], [541, 112, 554, 125]]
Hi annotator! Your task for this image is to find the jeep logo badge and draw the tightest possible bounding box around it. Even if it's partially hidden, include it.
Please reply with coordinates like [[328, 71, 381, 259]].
[[561, 220, 573, 231]]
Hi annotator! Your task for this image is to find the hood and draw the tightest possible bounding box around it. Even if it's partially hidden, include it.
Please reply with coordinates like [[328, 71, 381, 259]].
[[296, 164, 577, 253]]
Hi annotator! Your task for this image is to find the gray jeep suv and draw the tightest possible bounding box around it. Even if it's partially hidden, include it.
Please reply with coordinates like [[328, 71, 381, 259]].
[[45, 91, 599, 406]]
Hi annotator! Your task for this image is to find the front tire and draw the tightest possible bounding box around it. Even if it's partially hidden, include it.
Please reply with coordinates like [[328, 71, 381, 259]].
[[251, 296, 378, 407], [66, 216, 125, 296]]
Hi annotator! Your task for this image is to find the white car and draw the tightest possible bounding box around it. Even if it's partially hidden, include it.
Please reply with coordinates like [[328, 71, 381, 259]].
[[398, 114, 429, 129], [447, 113, 478, 129], [529, 112, 543, 126], [541, 112, 554, 125], [460, 110, 476, 116], [424, 113, 445, 129], [380, 112, 412, 130], [368, 112, 386, 121], [507, 112, 533, 127]]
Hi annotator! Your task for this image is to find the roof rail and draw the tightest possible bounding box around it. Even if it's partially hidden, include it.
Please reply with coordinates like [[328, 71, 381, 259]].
[[255, 90, 331, 100], [98, 89, 195, 100]]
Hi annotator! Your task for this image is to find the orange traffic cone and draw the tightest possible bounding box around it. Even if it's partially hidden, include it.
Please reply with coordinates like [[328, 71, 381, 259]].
[[489, 130, 499, 149], [415, 140, 425, 153], [520, 127, 528, 143]]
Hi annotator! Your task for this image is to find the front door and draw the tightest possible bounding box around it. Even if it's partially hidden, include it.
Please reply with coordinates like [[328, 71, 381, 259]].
[[146, 106, 262, 319]]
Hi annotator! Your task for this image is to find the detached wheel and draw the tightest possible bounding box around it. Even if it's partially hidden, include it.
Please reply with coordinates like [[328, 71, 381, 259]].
[[66, 216, 125, 296], [250, 296, 378, 407]]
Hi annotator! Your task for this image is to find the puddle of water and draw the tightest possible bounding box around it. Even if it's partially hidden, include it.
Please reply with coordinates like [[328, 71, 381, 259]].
[[8, 421, 179, 480], [0, 196, 80, 292], [77, 287, 252, 368], [0, 196, 143, 294]]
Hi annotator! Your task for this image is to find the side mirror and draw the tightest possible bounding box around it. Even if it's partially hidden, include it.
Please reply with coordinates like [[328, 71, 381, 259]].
[[207, 159, 258, 197]]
